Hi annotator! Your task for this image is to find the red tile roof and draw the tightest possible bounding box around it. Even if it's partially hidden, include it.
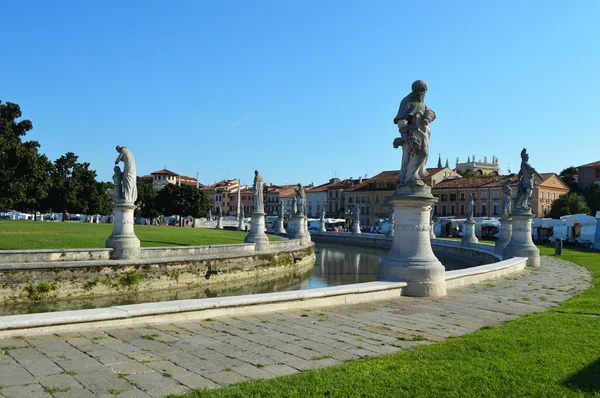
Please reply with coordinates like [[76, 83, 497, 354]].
[[151, 169, 179, 176], [433, 174, 543, 189], [578, 160, 600, 168]]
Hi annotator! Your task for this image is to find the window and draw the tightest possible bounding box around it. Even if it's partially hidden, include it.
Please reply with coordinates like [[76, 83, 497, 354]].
[[493, 204, 498, 215], [541, 191, 544, 199], [493, 191, 499, 200], [481, 192, 487, 200], [441, 205, 447, 216], [433, 205, 438, 215], [451, 205, 455, 215], [553, 193, 556, 199], [584, 171, 589, 177], [441, 194, 447, 202], [349, 197, 353, 203], [450, 194, 456, 201], [481, 204, 487, 215], [472, 192, 476, 199], [460, 204, 465, 215], [460, 193, 465, 201], [376, 196, 379, 203]]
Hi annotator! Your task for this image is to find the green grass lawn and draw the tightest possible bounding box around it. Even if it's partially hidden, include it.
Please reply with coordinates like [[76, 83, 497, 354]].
[[0, 220, 277, 250], [171, 246, 600, 398]]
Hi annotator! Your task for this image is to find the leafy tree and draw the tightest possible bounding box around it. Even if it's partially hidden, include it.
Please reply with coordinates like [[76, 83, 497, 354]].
[[136, 182, 159, 221], [580, 183, 600, 215], [549, 193, 591, 218], [44, 153, 108, 220], [156, 184, 210, 225], [559, 166, 579, 192], [0, 101, 51, 213]]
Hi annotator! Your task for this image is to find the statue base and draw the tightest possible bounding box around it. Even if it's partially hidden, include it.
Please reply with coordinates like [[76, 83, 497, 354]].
[[215, 218, 223, 230], [378, 192, 446, 297], [106, 202, 141, 260], [287, 215, 310, 245], [352, 220, 361, 235], [462, 220, 479, 246], [503, 210, 540, 267], [275, 218, 286, 235], [495, 217, 513, 255], [237, 218, 245, 231], [245, 212, 269, 251], [319, 220, 326, 233]]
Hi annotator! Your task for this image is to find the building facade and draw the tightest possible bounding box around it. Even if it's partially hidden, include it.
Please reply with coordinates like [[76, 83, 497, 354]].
[[578, 160, 600, 190], [138, 169, 201, 192], [454, 155, 500, 176]]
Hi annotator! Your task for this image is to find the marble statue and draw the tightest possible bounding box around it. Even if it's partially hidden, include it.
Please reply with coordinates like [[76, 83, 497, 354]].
[[513, 148, 536, 211], [115, 146, 137, 203], [218, 206, 223, 217], [389, 208, 395, 225], [292, 197, 297, 215], [295, 184, 306, 216], [320, 206, 326, 221], [354, 204, 360, 219], [502, 178, 513, 217], [252, 170, 264, 213], [279, 200, 285, 218], [467, 193, 475, 221], [208, 209, 212, 220], [393, 80, 436, 186], [112, 166, 124, 202]]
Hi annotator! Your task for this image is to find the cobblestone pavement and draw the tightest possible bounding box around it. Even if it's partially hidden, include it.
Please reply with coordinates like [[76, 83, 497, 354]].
[[0, 257, 591, 397]]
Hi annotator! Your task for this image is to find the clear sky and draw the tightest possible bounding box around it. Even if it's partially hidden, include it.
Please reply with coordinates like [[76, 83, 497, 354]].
[[3, 0, 599, 187]]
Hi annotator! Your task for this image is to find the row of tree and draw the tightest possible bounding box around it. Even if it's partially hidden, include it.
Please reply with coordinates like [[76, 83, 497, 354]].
[[136, 182, 211, 224], [0, 101, 112, 220], [550, 167, 600, 218], [1, 101, 212, 223]]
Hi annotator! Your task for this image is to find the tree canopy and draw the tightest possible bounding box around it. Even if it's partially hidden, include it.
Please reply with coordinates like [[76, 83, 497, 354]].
[[549, 193, 591, 219]]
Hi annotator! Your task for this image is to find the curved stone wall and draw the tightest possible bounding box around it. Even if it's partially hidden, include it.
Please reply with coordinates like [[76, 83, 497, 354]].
[[0, 241, 315, 303]]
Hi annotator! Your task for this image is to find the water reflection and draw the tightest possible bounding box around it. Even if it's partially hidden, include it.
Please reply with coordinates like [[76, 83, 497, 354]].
[[0, 242, 480, 316]]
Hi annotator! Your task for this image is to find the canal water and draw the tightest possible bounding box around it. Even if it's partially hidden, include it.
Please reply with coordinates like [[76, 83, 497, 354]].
[[0, 242, 480, 316]]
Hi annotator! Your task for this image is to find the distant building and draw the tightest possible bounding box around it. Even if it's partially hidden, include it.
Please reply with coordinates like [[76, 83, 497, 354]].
[[138, 169, 202, 191], [306, 181, 335, 218], [203, 179, 240, 216], [432, 173, 568, 218], [577, 160, 600, 189], [344, 168, 458, 226], [327, 177, 365, 218], [454, 155, 500, 176]]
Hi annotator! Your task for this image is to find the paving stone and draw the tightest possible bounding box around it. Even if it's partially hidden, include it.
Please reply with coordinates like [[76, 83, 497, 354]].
[[144, 384, 191, 398], [37, 374, 83, 390], [52, 388, 98, 398], [89, 349, 131, 365], [73, 369, 134, 395], [204, 370, 249, 386], [0, 365, 36, 386], [107, 361, 155, 375], [126, 372, 180, 391], [7, 347, 47, 362], [55, 358, 106, 374], [98, 389, 153, 398], [261, 364, 299, 377], [144, 361, 220, 389], [20, 358, 64, 376], [0, 383, 52, 398]]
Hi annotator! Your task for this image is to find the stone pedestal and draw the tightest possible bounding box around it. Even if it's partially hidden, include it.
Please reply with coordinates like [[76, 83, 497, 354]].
[[105, 203, 141, 260], [275, 217, 286, 235], [237, 217, 244, 231], [319, 219, 326, 233], [462, 220, 478, 246], [378, 191, 446, 297], [245, 212, 269, 251], [495, 217, 512, 255], [215, 217, 223, 230], [352, 220, 361, 235], [503, 211, 540, 267], [287, 215, 310, 245]]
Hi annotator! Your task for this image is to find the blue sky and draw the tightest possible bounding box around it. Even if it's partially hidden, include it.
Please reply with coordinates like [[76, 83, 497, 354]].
[[3, 0, 599, 187]]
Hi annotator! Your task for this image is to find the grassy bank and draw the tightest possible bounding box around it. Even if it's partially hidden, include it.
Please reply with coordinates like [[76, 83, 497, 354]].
[[0, 220, 276, 249], [172, 246, 600, 397]]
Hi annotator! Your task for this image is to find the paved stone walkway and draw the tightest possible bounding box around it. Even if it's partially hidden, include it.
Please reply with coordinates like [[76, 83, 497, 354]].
[[0, 257, 591, 397]]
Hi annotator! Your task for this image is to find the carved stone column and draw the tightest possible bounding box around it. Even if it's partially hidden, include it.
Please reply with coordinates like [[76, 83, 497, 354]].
[[378, 192, 446, 297], [105, 203, 141, 260], [461, 220, 479, 246], [287, 215, 310, 245], [495, 217, 512, 255], [245, 211, 269, 251], [275, 217, 286, 235], [503, 211, 539, 267]]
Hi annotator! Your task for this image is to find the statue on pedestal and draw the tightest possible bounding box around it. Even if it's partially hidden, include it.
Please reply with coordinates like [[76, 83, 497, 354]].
[[393, 80, 436, 187], [513, 148, 536, 211], [252, 170, 264, 213], [320, 206, 326, 222], [502, 178, 513, 217], [295, 184, 306, 216], [279, 200, 285, 219], [115, 146, 137, 203], [467, 193, 475, 221], [112, 166, 124, 202]]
